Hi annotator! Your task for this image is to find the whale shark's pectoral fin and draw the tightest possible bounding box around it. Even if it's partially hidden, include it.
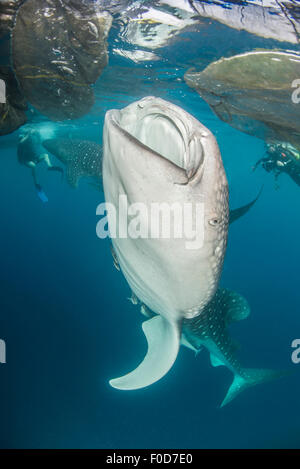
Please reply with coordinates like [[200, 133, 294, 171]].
[[109, 316, 181, 391], [229, 186, 263, 224], [210, 353, 224, 368], [65, 165, 80, 189]]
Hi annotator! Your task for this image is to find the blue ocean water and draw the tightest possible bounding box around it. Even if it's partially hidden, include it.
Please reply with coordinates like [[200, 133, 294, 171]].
[[0, 0, 300, 449]]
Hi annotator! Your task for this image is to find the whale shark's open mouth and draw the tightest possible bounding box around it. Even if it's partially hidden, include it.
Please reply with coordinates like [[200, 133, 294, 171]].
[[110, 96, 204, 180]]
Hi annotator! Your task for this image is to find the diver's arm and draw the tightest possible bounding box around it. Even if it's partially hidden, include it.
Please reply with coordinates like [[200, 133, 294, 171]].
[[43, 153, 64, 177]]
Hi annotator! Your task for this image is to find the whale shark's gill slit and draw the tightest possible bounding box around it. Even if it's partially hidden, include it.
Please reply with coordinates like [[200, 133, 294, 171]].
[[174, 180, 189, 186]]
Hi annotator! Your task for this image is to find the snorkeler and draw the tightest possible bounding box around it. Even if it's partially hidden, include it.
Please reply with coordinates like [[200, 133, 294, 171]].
[[253, 142, 300, 189], [17, 130, 63, 202]]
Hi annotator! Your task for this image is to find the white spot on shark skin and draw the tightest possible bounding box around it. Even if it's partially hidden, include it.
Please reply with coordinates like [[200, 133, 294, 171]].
[[102, 96, 229, 391]]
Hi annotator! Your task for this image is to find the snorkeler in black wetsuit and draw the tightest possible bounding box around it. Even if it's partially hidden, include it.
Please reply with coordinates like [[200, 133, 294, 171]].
[[17, 130, 63, 202], [253, 142, 300, 188]]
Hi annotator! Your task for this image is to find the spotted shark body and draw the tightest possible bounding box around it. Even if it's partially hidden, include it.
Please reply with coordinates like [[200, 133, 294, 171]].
[[140, 287, 284, 407], [42, 138, 102, 189], [182, 288, 285, 406]]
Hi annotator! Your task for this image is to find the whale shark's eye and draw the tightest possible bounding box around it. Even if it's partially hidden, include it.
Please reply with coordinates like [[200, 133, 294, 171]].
[[209, 217, 220, 227]]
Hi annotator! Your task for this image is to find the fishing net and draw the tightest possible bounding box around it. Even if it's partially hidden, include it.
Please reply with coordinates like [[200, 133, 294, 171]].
[[0, 66, 27, 136], [185, 50, 300, 150], [12, 0, 112, 120], [0, 0, 22, 39]]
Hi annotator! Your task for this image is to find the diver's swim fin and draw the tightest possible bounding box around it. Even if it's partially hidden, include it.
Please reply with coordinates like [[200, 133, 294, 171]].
[[229, 186, 263, 224], [109, 316, 181, 391], [220, 367, 286, 408], [35, 184, 48, 203]]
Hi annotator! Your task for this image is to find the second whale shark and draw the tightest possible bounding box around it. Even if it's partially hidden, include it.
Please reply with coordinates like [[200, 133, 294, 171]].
[[43, 138, 103, 189]]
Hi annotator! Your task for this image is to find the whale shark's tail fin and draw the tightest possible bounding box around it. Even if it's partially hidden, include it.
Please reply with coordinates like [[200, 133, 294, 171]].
[[221, 367, 286, 408], [109, 316, 181, 391]]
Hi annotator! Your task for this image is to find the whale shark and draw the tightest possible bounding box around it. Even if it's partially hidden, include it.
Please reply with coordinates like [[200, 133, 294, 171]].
[[42, 138, 102, 189], [102, 96, 229, 390]]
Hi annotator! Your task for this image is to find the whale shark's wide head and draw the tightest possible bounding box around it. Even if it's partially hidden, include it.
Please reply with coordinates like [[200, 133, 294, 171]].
[[102, 96, 229, 390]]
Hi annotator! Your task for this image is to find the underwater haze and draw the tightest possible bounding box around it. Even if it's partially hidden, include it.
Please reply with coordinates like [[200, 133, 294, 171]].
[[0, 0, 300, 449]]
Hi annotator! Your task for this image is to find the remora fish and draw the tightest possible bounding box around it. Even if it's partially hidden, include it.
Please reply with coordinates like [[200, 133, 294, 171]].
[[102, 96, 229, 390], [42, 138, 102, 189], [181, 288, 284, 407]]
